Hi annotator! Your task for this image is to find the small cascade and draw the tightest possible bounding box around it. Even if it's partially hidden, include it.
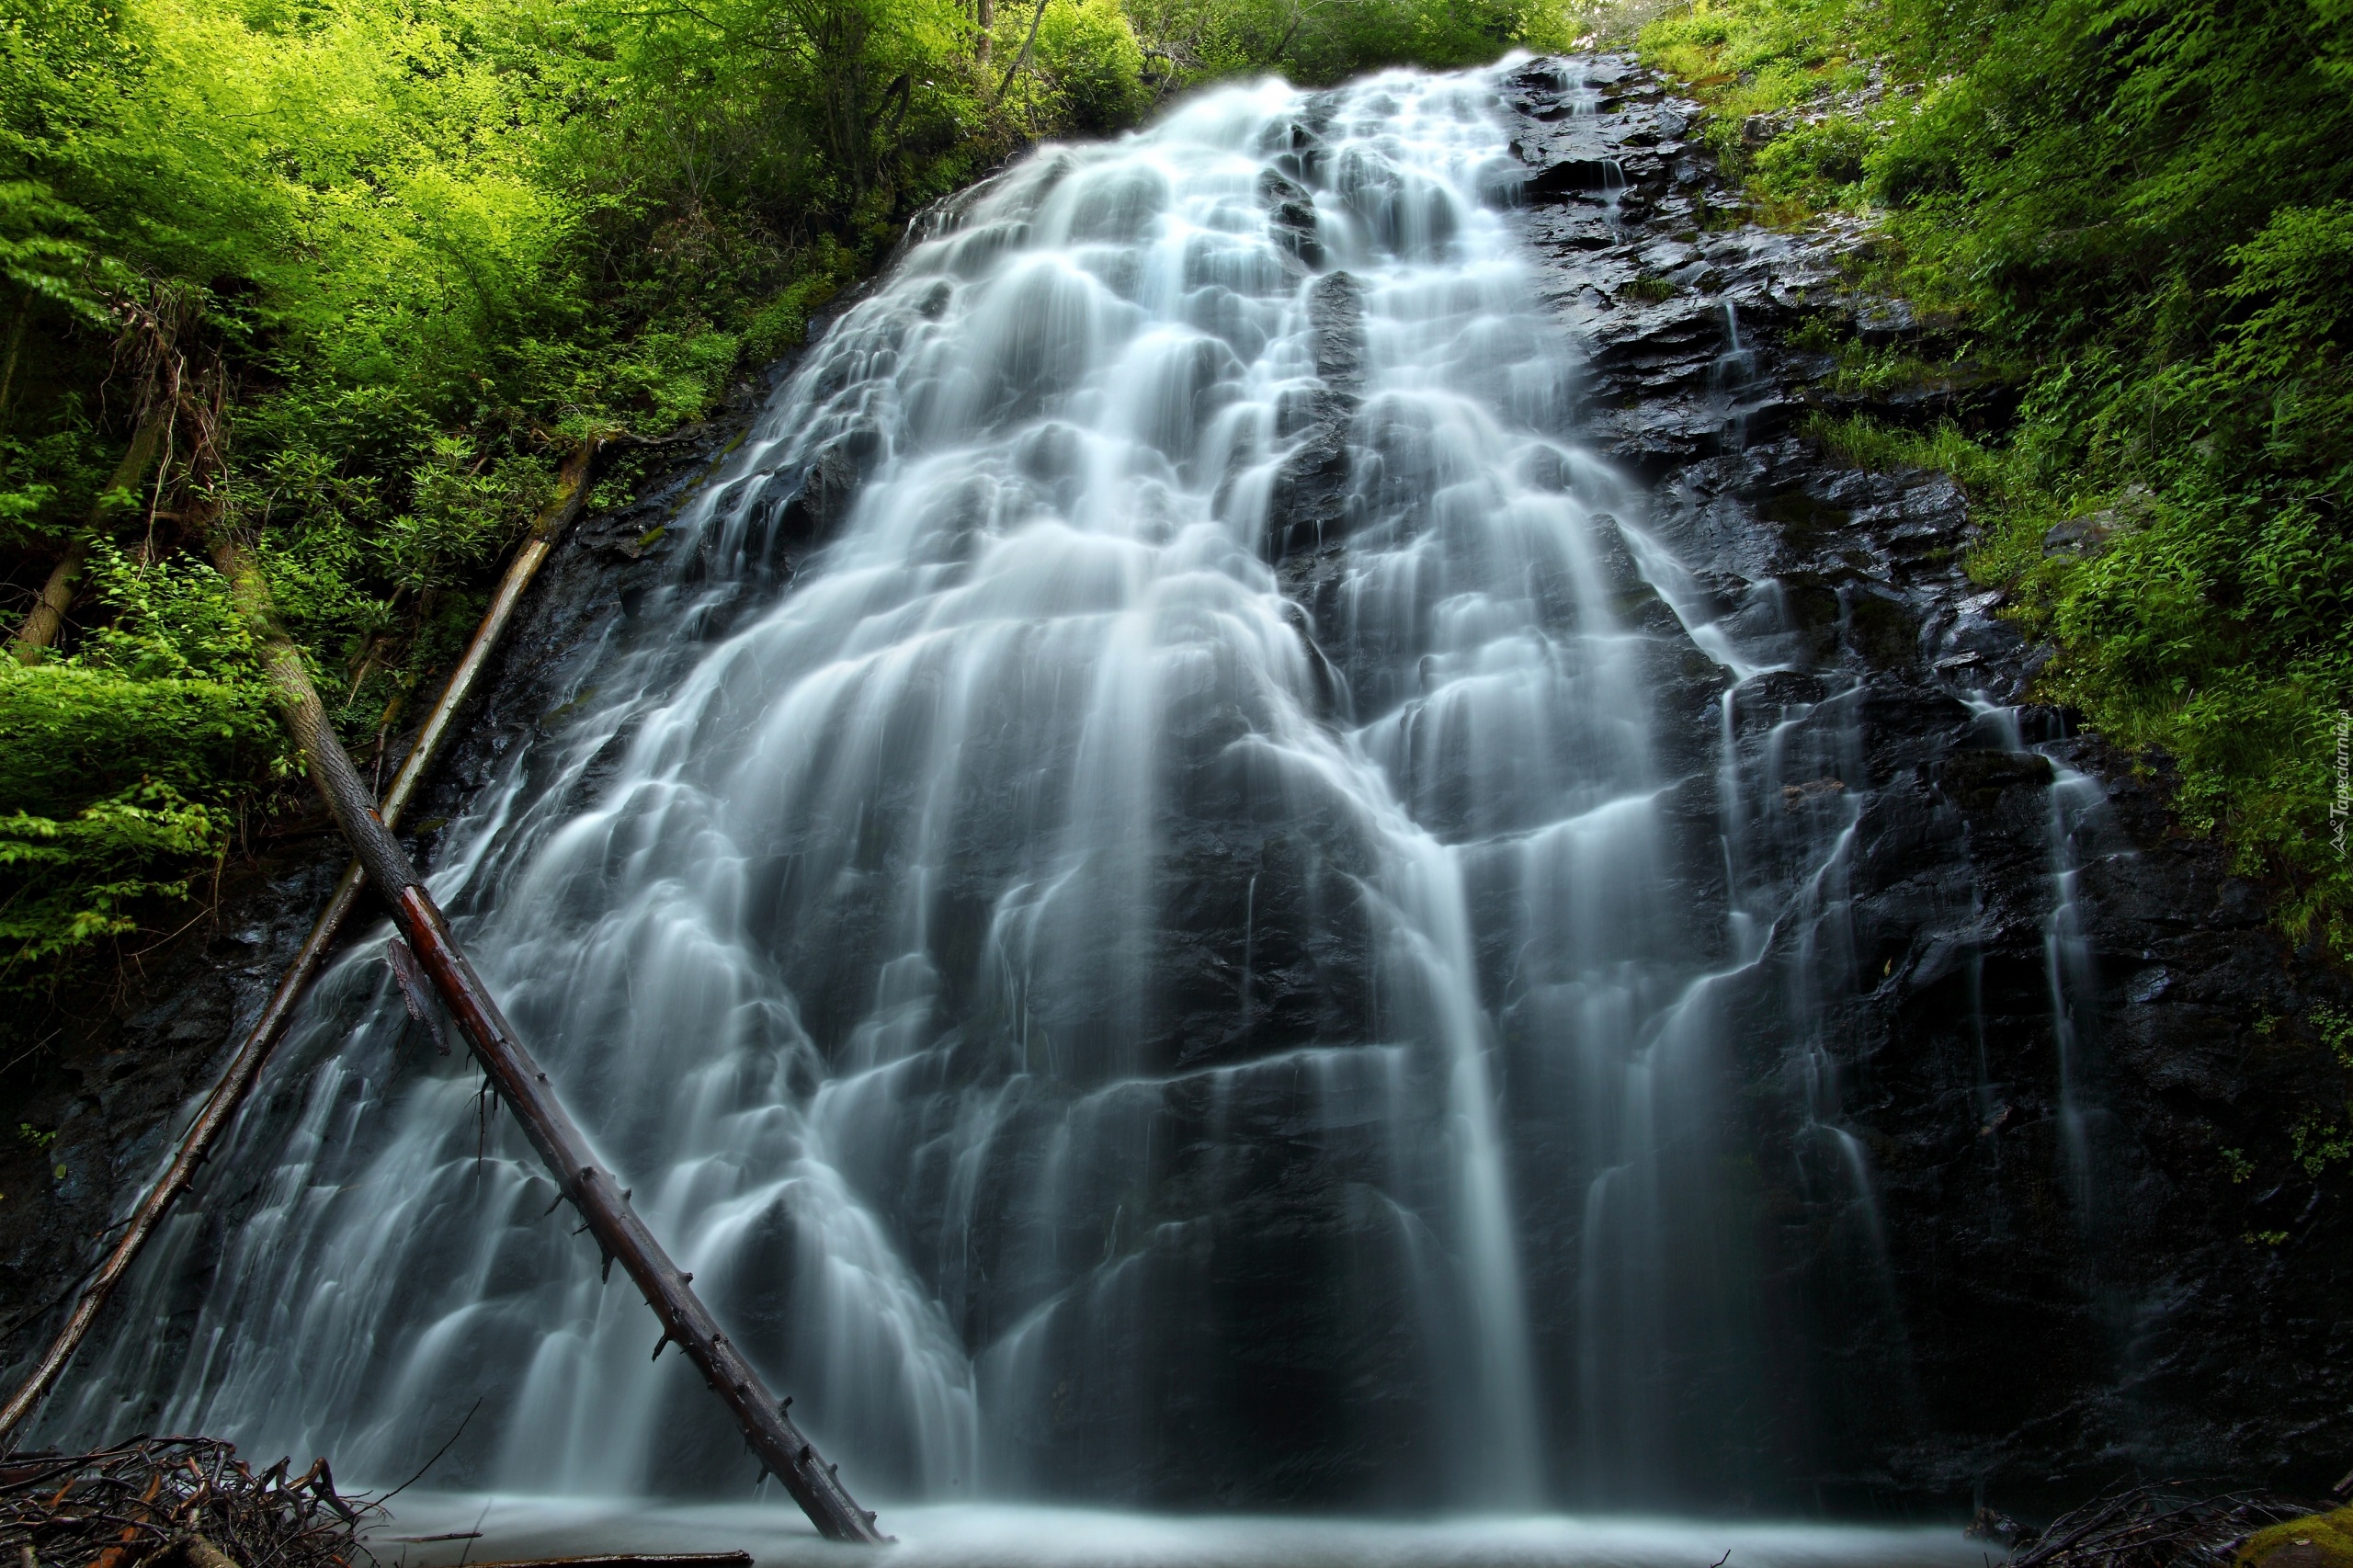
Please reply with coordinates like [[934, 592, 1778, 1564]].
[[1960, 696, 2120, 1227], [2042, 767, 2110, 1214], [1562, 84, 1631, 233], [1709, 301, 1762, 450]]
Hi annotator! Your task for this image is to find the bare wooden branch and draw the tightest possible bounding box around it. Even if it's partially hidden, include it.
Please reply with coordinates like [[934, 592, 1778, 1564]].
[[181, 1534, 240, 1568], [2004, 1479, 2316, 1568], [0, 441, 599, 1448], [196, 530, 886, 1546], [0, 1437, 372, 1568]]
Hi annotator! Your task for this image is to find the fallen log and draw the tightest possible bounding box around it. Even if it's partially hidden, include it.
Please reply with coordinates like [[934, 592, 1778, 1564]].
[[204, 528, 886, 1545], [0, 441, 599, 1447], [8, 411, 168, 662]]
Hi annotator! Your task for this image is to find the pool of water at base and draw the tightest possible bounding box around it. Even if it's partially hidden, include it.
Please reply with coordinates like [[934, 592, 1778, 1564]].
[[359, 1495, 1987, 1568]]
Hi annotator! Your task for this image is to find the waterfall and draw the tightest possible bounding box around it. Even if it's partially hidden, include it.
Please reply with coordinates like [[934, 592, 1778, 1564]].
[[39, 61, 2017, 1516]]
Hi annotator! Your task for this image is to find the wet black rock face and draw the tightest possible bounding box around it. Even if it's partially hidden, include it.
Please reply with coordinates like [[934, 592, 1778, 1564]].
[[1490, 52, 2353, 1513], [0, 852, 348, 1391]]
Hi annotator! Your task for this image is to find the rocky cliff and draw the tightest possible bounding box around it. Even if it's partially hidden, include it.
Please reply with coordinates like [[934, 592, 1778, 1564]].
[[1483, 53, 2353, 1509]]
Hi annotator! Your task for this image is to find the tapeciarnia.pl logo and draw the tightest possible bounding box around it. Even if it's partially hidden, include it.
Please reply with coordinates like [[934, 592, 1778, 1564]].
[[2335, 708, 2350, 858]]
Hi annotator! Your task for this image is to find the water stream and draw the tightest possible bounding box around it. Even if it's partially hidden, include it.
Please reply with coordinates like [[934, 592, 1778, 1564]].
[[40, 61, 2086, 1521]]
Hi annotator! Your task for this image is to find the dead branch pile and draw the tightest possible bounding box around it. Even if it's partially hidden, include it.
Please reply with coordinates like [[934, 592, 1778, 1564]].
[[2007, 1481, 2318, 1568], [0, 1437, 374, 1568]]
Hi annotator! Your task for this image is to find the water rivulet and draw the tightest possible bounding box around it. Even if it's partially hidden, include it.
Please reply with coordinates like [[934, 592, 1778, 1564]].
[[35, 60, 2347, 1511]]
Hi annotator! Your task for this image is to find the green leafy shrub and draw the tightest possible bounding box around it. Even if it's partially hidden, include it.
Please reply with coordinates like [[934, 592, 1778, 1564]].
[[0, 659, 280, 987], [1750, 113, 1870, 207], [1033, 0, 1152, 131]]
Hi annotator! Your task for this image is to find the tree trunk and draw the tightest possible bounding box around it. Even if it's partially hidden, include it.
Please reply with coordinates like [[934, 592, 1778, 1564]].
[[978, 0, 993, 59], [0, 290, 29, 432], [994, 0, 1050, 102], [9, 411, 168, 663], [0, 443, 601, 1446], [199, 529, 887, 1546]]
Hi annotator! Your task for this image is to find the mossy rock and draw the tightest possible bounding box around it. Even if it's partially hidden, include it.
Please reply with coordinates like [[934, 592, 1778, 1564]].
[[2240, 1507, 2353, 1568]]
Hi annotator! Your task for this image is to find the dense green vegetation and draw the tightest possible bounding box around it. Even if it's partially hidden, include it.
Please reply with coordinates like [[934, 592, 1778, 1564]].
[[0, 0, 1572, 994], [1640, 0, 2353, 961]]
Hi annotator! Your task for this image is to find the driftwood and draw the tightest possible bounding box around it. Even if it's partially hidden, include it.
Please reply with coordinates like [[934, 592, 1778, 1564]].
[[2002, 1481, 2316, 1568], [197, 532, 885, 1544], [0, 1436, 373, 1568], [0, 442, 600, 1447]]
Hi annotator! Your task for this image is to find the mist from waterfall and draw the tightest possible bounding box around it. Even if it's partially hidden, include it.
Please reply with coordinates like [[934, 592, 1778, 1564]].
[[41, 62, 1961, 1510]]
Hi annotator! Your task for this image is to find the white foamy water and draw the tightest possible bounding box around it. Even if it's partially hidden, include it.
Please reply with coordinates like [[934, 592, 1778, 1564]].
[[363, 1496, 1983, 1568], [40, 58, 2041, 1531]]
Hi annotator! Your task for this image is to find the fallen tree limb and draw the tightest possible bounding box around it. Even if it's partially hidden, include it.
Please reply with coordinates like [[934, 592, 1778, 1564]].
[[197, 527, 884, 1544], [8, 412, 168, 662], [181, 1533, 242, 1568], [0, 442, 599, 1447]]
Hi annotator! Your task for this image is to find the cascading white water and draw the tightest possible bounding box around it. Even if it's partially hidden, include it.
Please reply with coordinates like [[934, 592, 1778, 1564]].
[[40, 62, 1969, 1511]]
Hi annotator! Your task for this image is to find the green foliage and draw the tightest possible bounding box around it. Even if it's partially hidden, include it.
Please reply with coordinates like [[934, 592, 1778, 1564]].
[[2314, 1006, 2353, 1066], [0, 778, 224, 978], [1749, 113, 1869, 208], [2288, 1005, 2353, 1179], [0, 659, 277, 988], [1647, 0, 2353, 961], [378, 438, 553, 597], [1803, 414, 2002, 490], [2290, 1114, 2352, 1178]]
